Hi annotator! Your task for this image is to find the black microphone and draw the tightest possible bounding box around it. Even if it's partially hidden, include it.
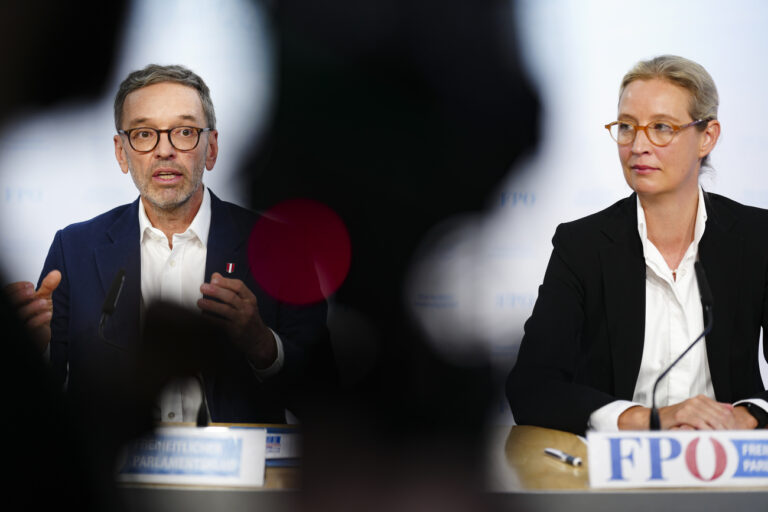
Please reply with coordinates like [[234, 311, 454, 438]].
[[98, 268, 125, 345], [196, 374, 210, 427], [649, 261, 714, 430]]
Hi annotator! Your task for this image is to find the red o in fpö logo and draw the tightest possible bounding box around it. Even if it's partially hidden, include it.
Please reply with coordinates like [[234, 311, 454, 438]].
[[685, 437, 728, 481]]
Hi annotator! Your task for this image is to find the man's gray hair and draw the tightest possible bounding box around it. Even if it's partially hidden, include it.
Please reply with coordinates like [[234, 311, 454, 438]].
[[114, 64, 216, 131]]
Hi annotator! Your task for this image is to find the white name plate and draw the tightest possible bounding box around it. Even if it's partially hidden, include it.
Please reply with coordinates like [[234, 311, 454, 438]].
[[116, 426, 266, 488], [588, 430, 768, 488], [264, 429, 300, 460]]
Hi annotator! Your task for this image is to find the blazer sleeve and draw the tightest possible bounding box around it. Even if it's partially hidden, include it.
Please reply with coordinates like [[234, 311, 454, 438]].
[[710, 198, 768, 406], [38, 230, 70, 388], [274, 298, 335, 391], [507, 223, 619, 435], [755, 247, 768, 403]]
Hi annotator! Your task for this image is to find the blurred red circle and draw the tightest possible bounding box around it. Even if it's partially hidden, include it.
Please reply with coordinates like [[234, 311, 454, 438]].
[[248, 199, 351, 304]]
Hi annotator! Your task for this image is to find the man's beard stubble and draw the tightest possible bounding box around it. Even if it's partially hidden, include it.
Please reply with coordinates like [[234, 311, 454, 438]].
[[127, 159, 205, 213]]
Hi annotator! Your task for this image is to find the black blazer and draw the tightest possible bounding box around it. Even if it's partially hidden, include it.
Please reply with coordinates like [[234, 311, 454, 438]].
[[507, 191, 768, 435]]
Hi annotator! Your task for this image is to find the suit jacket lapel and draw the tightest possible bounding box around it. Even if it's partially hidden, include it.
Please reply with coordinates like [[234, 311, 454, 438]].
[[202, 191, 254, 416], [205, 191, 251, 283], [698, 194, 740, 402], [94, 198, 142, 351], [600, 194, 647, 400]]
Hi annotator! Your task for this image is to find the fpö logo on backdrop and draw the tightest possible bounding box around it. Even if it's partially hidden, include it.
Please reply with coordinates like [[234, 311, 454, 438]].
[[499, 191, 536, 208], [495, 292, 536, 309], [4, 187, 43, 204], [588, 431, 768, 488]]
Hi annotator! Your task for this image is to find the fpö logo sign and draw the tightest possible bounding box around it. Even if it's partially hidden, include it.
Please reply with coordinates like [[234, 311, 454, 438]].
[[588, 430, 768, 488], [499, 191, 536, 208]]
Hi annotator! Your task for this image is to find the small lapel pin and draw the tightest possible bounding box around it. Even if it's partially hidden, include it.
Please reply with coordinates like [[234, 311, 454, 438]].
[[225, 262, 235, 274]]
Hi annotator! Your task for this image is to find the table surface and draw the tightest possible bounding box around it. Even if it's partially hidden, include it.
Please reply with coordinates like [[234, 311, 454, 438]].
[[487, 424, 589, 491], [117, 423, 768, 512]]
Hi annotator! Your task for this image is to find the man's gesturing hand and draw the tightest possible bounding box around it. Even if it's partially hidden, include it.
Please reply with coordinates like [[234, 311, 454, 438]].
[[4, 270, 61, 353], [198, 272, 277, 368]]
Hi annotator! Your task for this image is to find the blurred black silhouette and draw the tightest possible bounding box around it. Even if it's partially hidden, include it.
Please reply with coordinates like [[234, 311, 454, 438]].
[[248, 1, 539, 509], [3, 1, 540, 510], [1, 4, 131, 511]]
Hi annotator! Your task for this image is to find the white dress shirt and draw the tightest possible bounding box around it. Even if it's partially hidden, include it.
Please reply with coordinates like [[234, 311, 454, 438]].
[[589, 187, 768, 430], [139, 186, 284, 423]]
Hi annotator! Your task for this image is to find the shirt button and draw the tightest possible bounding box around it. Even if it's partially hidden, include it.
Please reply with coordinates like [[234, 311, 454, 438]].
[[169, 260, 176, 267], [168, 412, 176, 419]]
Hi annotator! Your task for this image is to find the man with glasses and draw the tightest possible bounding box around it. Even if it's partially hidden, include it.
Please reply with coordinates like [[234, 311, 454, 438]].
[[7, 64, 332, 424]]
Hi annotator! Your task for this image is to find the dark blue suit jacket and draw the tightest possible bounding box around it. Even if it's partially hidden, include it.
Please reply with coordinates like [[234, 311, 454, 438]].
[[39, 190, 332, 423]]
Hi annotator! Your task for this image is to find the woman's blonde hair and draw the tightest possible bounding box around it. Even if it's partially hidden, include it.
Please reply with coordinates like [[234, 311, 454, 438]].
[[620, 55, 718, 167]]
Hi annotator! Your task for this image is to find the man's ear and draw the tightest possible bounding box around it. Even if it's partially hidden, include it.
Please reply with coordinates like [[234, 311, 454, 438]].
[[205, 130, 219, 171], [114, 134, 130, 174]]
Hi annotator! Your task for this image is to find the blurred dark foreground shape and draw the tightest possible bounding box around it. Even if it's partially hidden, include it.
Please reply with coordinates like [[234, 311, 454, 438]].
[[1, 3, 131, 510], [248, 1, 540, 510], [2, 0, 540, 510]]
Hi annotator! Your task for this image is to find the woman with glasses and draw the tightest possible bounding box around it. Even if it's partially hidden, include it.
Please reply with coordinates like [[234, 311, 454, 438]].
[[507, 55, 768, 434]]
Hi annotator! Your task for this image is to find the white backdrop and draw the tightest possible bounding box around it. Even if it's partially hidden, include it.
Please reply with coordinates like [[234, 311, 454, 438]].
[[405, 0, 768, 421], [0, 0, 273, 283], [1, 0, 767, 423]]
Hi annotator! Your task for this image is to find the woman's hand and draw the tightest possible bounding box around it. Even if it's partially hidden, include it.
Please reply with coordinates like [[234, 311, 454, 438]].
[[658, 395, 735, 430], [618, 395, 754, 430]]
